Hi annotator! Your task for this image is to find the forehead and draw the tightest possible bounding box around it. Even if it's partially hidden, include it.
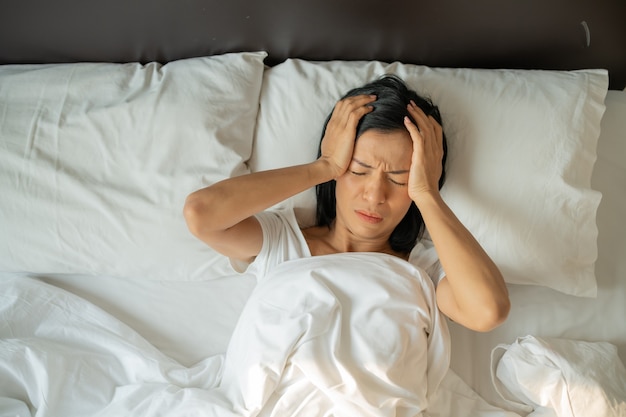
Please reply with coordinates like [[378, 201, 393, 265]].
[[353, 129, 413, 166]]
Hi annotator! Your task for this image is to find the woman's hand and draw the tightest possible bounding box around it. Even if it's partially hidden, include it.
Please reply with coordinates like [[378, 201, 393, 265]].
[[319, 95, 376, 179], [403, 100, 444, 203], [404, 101, 510, 331]]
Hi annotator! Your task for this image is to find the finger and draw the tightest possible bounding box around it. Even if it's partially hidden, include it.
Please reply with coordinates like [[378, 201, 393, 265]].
[[347, 100, 375, 123], [404, 116, 426, 162], [427, 114, 443, 136], [408, 101, 442, 136], [336, 94, 377, 113], [403, 115, 422, 139], [344, 94, 377, 105], [428, 114, 444, 149], [407, 103, 444, 161], [406, 105, 444, 166], [407, 102, 432, 134], [338, 96, 376, 128], [331, 95, 375, 126]]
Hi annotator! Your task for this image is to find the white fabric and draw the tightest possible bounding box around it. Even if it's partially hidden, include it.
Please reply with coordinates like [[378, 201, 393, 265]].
[[0, 52, 266, 281], [491, 335, 626, 417], [232, 208, 311, 278], [0, 260, 519, 417], [28, 271, 257, 366], [235, 208, 445, 286], [1, 90, 624, 417], [593, 89, 626, 290], [0, 276, 226, 416], [222, 253, 449, 416], [250, 59, 608, 297], [445, 89, 626, 408]]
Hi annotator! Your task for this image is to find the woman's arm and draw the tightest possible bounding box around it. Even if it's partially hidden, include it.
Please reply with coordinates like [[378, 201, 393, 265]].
[[184, 161, 333, 261], [183, 94, 376, 262], [404, 101, 510, 332]]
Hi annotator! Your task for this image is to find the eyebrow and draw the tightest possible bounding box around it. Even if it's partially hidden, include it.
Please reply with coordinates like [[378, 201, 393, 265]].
[[352, 158, 410, 175]]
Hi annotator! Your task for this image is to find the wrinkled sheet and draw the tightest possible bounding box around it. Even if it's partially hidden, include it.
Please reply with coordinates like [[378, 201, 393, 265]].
[[0, 253, 519, 417], [492, 335, 626, 417]]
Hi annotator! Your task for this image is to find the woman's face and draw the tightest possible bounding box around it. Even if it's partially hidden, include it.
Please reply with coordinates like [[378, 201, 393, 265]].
[[334, 128, 414, 245]]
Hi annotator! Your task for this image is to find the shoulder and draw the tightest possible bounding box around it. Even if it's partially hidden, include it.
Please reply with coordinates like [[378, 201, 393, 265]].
[[256, 207, 302, 238], [235, 208, 310, 277]]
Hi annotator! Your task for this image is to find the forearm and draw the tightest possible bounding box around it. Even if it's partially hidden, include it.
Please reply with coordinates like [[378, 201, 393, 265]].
[[184, 159, 334, 233], [414, 192, 510, 330]]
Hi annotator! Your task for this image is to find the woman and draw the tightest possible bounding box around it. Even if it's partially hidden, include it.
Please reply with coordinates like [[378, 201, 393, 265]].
[[184, 75, 510, 332]]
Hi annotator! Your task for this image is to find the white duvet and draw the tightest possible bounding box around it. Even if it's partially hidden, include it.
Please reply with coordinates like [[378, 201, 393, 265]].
[[0, 253, 518, 417]]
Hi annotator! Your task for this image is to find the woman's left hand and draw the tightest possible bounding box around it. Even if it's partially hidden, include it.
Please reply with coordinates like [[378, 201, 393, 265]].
[[403, 100, 445, 203], [404, 101, 510, 332]]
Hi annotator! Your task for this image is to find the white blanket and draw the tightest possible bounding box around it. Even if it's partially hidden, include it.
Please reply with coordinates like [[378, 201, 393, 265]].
[[0, 254, 519, 417], [492, 335, 626, 417]]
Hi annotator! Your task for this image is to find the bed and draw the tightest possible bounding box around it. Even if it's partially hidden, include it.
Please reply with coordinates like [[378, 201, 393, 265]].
[[1, 0, 625, 416]]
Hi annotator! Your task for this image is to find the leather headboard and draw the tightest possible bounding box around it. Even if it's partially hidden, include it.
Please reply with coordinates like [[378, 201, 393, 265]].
[[1, 0, 624, 89]]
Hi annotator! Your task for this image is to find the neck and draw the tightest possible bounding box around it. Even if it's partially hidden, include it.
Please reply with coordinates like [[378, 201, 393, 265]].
[[325, 221, 395, 254]]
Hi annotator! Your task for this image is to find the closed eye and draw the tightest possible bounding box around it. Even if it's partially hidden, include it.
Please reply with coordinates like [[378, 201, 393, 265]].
[[351, 170, 406, 186], [389, 178, 407, 186]]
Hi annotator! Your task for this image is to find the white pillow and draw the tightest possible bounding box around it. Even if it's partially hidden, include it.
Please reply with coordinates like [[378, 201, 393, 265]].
[[250, 59, 608, 297], [0, 52, 267, 280]]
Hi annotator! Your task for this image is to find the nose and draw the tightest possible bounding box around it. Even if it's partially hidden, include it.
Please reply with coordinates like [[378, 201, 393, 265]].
[[363, 175, 387, 204]]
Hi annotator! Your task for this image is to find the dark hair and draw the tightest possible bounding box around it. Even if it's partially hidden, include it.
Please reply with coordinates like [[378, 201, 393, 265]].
[[316, 75, 448, 254]]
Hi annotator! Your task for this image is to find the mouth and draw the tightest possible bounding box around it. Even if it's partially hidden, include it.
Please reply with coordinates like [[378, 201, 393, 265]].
[[355, 210, 383, 224]]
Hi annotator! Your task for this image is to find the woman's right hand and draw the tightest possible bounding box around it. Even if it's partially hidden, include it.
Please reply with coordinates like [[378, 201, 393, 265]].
[[319, 95, 376, 179]]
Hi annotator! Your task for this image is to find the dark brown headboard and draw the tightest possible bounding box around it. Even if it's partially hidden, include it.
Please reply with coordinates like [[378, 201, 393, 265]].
[[1, 0, 624, 89]]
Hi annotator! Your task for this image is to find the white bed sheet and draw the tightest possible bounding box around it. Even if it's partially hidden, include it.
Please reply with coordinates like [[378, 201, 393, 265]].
[[30, 273, 256, 366], [2, 89, 624, 415]]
